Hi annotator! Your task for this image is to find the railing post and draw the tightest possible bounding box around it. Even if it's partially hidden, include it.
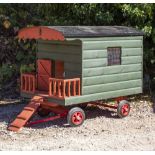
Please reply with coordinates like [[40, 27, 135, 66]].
[[63, 80, 66, 98], [58, 80, 61, 97], [47, 77, 81, 99], [21, 73, 35, 94], [68, 81, 71, 97], [73, 80, 76, 96], [54, 80, 56, 96]]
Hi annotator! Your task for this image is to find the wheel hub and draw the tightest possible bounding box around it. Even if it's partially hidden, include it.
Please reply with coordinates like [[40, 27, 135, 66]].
[[72, 112, 83, 125], [121, 104, 129, 116]]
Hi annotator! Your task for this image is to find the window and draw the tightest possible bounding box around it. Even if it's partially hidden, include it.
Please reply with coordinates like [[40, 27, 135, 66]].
[[107, 47, 121, 66]]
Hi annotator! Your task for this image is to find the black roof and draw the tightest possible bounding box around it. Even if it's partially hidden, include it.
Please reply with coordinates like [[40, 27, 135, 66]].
[[47, 26, 144, 38]]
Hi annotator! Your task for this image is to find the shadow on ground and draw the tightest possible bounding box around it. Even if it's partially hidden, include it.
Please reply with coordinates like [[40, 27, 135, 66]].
[[29, 105, 119, 130], [0, 93, 154, 131], [0, 101, 118, 131]]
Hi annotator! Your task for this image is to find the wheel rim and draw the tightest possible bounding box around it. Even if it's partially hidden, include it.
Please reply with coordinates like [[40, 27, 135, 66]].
[[71, 111, 83, 125], [121, 104, 129, 116]]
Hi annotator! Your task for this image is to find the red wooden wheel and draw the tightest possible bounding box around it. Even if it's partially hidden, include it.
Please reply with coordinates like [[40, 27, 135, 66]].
[[121, 104, 130, 116], [71, 112, 84, 125], [117, 100, 130, 118], [67, 107, 85, 127]]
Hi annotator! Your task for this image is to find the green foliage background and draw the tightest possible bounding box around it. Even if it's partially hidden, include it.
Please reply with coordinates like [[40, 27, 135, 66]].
[[0, 3, 155, 87]]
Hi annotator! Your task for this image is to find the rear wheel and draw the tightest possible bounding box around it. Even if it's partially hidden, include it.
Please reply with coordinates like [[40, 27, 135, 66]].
[[117, 100, 130, 118], [38, 107, 50, 117], [67, 107, 85, 127]]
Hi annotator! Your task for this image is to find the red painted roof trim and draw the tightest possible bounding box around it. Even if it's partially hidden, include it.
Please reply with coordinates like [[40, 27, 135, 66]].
[[18, 26, 65, 41]]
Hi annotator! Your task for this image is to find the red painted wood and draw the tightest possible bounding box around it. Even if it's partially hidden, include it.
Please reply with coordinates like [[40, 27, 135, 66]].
[[8, 96, 42, 132], [55, 60, 64, 78], [48, 78, 81, 99], [26, 115, 63, 126], [21, 73, 35, 93], [68, 81, 71, 97], [37, 59, 52, 91], [18, 26, 65, 41], [73, 81, 76, 96]]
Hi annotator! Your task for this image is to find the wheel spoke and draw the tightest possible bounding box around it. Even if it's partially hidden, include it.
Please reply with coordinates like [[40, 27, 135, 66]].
[[72, 112, 83, 124], [67, 107, 85, 127], [121, 104, 129, 115]]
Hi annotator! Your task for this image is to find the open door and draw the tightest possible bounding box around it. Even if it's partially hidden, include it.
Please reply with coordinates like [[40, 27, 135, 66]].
[[55, 60, 64, 78], [37, 59, 64, 91], [37, 59, 52, 91]]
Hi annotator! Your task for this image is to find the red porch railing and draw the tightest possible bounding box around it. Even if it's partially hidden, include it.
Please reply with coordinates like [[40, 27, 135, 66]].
[[49, 78, 81, 99], [21, 73, 36, 93]]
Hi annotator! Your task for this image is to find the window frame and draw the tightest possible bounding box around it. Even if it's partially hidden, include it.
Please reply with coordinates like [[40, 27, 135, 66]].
[[107, 47, 122, 66]]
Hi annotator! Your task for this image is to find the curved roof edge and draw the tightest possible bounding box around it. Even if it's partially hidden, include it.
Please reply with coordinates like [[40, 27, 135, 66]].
[[18, 26, 144, 40], [18, 26, 65, 40]]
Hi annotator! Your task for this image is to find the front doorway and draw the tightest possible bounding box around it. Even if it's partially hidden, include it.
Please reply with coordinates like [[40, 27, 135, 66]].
[[37, 59, 52, 91], [37, 59, 64, 91], [54, 60, 64, 78]]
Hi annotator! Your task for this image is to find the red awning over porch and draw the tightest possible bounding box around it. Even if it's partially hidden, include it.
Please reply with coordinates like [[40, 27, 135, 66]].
[[18, 26, 65, 41]]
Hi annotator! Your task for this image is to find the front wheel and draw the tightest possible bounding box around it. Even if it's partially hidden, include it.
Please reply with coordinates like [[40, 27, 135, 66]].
[[117, 100, 130, 118], [67, 107, 85, 127]]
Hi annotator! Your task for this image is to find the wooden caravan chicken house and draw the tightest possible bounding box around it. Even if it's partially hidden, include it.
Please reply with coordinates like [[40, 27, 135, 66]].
[[20, 26, 143, 105], [8, 26, 144, 132]]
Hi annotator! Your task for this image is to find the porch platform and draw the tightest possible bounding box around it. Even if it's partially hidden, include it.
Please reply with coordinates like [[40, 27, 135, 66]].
[[21, 91, 66, 106]]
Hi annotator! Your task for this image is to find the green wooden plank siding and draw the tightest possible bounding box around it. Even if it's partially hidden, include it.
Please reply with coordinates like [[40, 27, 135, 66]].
[[65, 87, 142, 105], [122, 56, 142, 65], [83, 58, 107, 68], [37, 52, 81, 63], [36, 36, 143, 106], [83, 56, 142, 68], [38, 43, 81, 55], [83, 50, 107, 59], [67, 36, 142, 41], [64, 36, 143, 105], [83, 48, 142, 60], [83, 79, 142, 95], [83, 64, 142, 77], [81, 36, 143, 99], [83, 71, 142, 86], [122, 48, 142, 56], [83, 40, 142, 50], [37, 40, 82, 78], [80, 36, 143, 101]]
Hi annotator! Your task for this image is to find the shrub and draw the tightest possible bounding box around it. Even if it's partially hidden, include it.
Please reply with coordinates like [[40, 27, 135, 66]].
[[0, 64, 17, 86]]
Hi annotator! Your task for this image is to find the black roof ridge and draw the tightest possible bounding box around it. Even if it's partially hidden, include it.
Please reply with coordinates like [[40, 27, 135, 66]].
[[44, 26, 144, 38]]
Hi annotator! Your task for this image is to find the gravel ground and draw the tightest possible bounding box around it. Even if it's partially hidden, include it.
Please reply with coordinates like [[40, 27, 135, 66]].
[[0, 96, 155, 151]]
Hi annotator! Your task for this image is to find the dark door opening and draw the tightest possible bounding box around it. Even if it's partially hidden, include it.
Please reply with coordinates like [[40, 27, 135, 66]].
[[54, 60, 64, 78]]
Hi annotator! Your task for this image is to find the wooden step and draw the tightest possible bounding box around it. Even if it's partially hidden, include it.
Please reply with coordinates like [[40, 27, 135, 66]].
[[8, 96, 42, 132]]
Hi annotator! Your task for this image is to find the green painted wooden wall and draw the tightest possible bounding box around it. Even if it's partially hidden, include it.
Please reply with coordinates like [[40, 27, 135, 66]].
[[37, 39, 82, 79], [65, 36, 143, 105], [36, 36, 143, 106]]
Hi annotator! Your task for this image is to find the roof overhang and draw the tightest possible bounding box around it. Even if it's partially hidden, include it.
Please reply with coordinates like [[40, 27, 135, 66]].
[[18, 26, 65, 41]]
